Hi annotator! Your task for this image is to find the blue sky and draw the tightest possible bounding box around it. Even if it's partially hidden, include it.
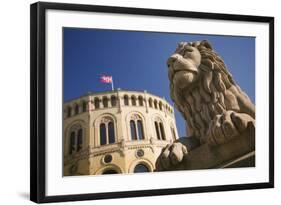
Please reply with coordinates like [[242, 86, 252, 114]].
[[63, 28, 255, 137]]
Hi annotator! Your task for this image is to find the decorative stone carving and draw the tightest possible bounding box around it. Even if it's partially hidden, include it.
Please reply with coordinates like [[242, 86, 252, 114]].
[[100, 116, 114, 124], [130, 114, 142, 121], [154, 116, 163, 123], [156, 40, 255, 171], [69, 123, 82, 132], [136, 149, 145, 158]]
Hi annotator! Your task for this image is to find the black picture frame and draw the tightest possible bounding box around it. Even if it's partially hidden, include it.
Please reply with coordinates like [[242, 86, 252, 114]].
[[30, 1, 274, 203]]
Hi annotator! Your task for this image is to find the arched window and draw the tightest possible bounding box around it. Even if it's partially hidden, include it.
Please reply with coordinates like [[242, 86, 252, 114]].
[[130, 114, 145, 141], [82, 101, 87, 112], [74, 104, 79, 115], [102, 97, 108, 108], [130, 120, 137, 140], [68, 124, 83, 155], [99, 117, 115, 146], [134, 164, 149, 173], [159, 102, 163, 111], [137, 120, 144, 140], [154, 122, 161, 140], [159, 123, 166, 140], [154, 100, 158, 109], [138, 96, 143, 106], [100, 123, 106, 145], [108, 122, 115, 144], [154, 117, 166, 140], [77, 129, 83, 151], [69, 131, 75, 154], [148, 98, 153, 108], [124, 95, 129, 106], [102, 169, 118, 174], [67, 107, 72, 117], [111, 95, 117, 107], [131, 96, 136, 106], [94, 98, 100, 109]]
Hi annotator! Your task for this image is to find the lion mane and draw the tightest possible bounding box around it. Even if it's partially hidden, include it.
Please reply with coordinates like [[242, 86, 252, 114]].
[[169, 40, 255, 143]]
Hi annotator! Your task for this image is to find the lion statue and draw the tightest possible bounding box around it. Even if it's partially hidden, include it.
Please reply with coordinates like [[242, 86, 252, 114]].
[[156, 40, 255, 171]]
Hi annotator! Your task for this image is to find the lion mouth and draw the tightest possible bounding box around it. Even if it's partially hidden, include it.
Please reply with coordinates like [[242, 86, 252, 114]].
[[170, 66, 198, 82]]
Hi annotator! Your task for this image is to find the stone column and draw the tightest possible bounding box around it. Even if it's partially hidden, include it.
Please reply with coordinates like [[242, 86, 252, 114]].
[[144, 90, 149, 113], [117, 88, 122, 113]]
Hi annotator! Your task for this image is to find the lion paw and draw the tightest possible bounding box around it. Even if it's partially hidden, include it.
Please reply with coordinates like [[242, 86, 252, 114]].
[[156, 142, 188, 171], [205, 111, 255, 146]]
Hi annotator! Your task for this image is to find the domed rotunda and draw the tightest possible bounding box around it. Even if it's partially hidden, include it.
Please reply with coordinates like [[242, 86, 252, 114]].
[[63, 89, 179, 175]]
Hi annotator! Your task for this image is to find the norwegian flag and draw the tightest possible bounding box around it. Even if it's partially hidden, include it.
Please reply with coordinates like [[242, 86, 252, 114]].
[[100, 75, 112, 83], [100, 75, 114, 90]]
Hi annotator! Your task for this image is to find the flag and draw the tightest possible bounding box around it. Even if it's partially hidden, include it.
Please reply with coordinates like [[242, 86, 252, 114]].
[[100, 75, 112, 83], [100, 75, 114, 91]]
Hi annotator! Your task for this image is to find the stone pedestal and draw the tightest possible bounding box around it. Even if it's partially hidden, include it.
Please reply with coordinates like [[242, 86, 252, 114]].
[[156, 124, 255, 171]]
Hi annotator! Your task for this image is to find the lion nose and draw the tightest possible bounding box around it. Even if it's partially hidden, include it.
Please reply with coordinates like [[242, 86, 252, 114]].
[[167, 54, 181, 68]]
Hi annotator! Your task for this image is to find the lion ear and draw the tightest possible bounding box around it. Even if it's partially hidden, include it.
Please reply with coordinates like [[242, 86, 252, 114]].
[[200, 40, 213, 50]]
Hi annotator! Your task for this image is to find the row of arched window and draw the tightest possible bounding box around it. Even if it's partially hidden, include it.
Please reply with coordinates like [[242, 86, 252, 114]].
[[68, 116, 176, 155], [66, 101, 87, 117], [93, 95, 173, 113], [65, 94, 174, 118], [94, 95, 117, 109]]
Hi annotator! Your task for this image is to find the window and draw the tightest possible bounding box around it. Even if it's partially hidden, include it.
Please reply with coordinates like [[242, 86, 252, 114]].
[[124, 95, 129, 106], [103, 97, 108, 108], [154, 122, 161, 140], [148, 98, 153, 107], [111, 95, 117, 107], [154, 117, 166, 140], [159, 102, 162, 111], [69, 131, 75, 154], [75, 104, 79, 115], [154, 100, 158, 109], [77, 129, 83, 151], [137, 120, 144, 140], [99, 117, 115, 146], [67, 107, 72, 117], [82, 101, 87, 112], [130, 114, 145, 141], [159, 122, 166, 140], [100, 123, 106, 145], [130, 120, 137, 140], [131, 96, 136, 106], [134, 164, 149, 173], [102, 169, 118, 174], [108, 122, 115, 144], [68, 124, 83, 155], [94, 98, 100, 109], [138, 96, 143, 106]]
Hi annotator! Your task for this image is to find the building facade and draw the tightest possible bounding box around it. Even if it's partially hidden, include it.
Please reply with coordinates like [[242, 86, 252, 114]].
[[63, 90, 179, 176]]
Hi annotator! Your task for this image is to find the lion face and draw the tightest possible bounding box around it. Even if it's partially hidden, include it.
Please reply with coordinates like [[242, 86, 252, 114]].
[[167, 42, 202, 90]]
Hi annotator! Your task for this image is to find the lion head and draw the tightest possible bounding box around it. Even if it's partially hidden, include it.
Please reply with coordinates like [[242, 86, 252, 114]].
[[167, 40, 255, 140]]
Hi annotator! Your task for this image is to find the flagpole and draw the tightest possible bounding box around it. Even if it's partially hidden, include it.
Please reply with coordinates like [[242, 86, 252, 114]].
[[111, 77, 114, 91]]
